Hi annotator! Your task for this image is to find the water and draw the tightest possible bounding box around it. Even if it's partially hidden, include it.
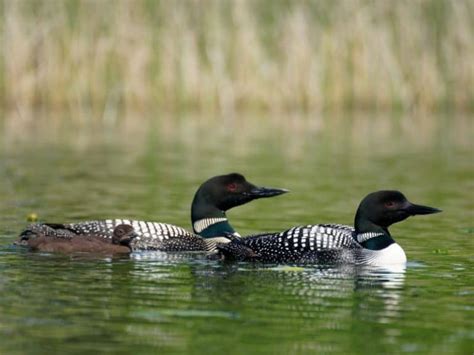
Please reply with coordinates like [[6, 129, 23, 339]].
[[0, 113, 473, 354]]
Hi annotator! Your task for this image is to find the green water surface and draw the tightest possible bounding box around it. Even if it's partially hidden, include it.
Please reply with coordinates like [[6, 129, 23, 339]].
[[0, 113, 472, 354]]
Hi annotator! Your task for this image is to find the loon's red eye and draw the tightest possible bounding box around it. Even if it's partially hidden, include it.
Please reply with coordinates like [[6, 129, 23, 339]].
[[385, 201, 395, 208], [227, 183, 237, 192]]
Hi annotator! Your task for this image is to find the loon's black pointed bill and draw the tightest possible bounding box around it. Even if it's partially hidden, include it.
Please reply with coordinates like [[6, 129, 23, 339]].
[[247, 187, 289, 198], [406, 203, 442, 215]]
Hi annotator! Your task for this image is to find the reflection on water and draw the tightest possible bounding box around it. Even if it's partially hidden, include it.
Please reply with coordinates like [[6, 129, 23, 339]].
[[354, 265, 406, 324], [0, 239, 472, 353], [0, 112, 472, 354]]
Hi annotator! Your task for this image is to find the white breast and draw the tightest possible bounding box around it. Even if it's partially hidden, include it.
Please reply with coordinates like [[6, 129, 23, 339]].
[[358, 243, 407, 266]]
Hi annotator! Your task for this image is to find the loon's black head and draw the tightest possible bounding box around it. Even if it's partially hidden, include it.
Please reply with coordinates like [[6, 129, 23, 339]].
[[112, 224, 138, 246], [355, 190, 441, 234], [191, 173, 288, 236]]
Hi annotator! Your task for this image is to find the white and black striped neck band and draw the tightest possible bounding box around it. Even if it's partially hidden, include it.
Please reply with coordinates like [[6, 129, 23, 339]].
[[357, 232, 385, 244], [193, 218, 228, 233]]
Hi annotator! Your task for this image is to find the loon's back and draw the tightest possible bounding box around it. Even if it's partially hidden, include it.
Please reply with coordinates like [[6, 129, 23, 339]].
[[25, 220, 211, 251], [217, 224, 359, 263], [21, 218, 256, 253]]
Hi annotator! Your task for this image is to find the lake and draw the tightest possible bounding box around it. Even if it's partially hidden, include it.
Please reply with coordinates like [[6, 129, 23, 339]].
[[0, 112, 472, 354]]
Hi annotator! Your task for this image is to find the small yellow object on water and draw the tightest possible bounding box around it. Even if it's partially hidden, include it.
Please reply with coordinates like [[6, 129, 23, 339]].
[[26, 213, 38, 222]]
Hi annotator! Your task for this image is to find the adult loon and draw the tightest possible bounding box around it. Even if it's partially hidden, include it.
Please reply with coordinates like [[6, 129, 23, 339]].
[[216, 190, 441, 265], [16, 224, 138, 254], [19, 173, 288, 251]]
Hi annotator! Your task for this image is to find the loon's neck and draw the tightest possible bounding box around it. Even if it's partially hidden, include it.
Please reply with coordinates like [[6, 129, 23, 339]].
[[193, 218, 236, 238], [191, 197, 236, 238], [354, 217, 395, 251]]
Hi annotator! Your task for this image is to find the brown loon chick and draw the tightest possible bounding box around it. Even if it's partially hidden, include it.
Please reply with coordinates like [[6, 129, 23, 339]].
[[16, 224, 137, 255]]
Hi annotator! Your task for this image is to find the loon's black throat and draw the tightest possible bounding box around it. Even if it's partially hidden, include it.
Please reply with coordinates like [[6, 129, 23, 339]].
[[353, 218, 395, 251], [355, 231, 395, 250]]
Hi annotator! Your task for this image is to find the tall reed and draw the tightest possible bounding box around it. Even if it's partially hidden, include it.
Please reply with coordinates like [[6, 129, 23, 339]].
[[1, 0, 473, 117]]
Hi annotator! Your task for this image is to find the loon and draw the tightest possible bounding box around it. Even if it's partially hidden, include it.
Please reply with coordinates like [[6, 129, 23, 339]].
[[16, 224, 137, 254], [216, 190, 441, 266], [19, 173, 288, 251]]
